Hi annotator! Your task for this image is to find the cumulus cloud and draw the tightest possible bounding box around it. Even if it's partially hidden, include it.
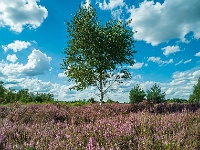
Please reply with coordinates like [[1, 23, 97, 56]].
[[128, 0, 200, 45], [21, 49, 52, 76], [165, 69, 200, 98], [0, 0, 48, 33], [6, 54, 18, 63], [2, 40, 31, 52], [0, 61, 23, 77], [161, 45, 180, 56], [0, 49, 51, 77], [195, 52, 200, 57], [147, 57, 173, 66]]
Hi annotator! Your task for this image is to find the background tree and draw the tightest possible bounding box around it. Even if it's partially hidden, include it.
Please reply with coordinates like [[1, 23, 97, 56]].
[[189, 77, 200, 103], [17, 89, 33, 103], [62, 4, 136, 103], [0, 81, 6, 103], [129, 84, 146, 104], [34, 93, 55, 103], [4, 88, 16, 103], [146, 83, 165, 103]]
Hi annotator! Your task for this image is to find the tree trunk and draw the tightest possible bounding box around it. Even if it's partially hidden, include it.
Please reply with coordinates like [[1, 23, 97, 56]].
[[99, 71, 104, 104]]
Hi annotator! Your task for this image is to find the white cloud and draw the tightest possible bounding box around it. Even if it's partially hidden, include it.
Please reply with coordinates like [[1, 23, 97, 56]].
[[0, 49, 51, 77], [2, 40, 31, 52], [2, 66, 200, 102], [195, 52, 200, 57], [184, 59, 192, 64], [6, 54, 18, 63], [161, 45, 180, 56], [165, 68, 200, 98], [97, 0, 125, 10], [111, 8, 123, 19], [21, 49, 52, 76], [133, 74, 142, 80], [147, 57, 173, 66], [128, 0, 200, 45], [0, 0, 48, 33], [128, 62, 144, 69], [97, 0, 125, 19], [175, 60, 183, 66], [3, 76, 95, 101], [0, 61, 23, 77], [58, 72, 67, 78]]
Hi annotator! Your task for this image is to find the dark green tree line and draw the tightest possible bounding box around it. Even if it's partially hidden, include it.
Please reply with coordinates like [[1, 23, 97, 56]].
[[0, 81, 55, 104]]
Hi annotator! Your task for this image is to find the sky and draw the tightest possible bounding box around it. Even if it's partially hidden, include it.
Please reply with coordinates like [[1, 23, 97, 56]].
[[0, 0, 200, 102]]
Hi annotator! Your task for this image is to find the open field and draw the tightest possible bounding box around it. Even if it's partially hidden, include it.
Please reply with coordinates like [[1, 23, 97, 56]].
[[0, 103, 200, 150]]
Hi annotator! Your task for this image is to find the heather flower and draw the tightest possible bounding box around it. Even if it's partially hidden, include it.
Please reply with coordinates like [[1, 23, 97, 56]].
[[87, 137, 94, 150], [0, 135, 5, 149], [0, 103, 199, 149]]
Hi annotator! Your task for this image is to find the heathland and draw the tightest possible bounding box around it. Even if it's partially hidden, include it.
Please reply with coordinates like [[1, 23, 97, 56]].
[[0, 102, 199, 150]]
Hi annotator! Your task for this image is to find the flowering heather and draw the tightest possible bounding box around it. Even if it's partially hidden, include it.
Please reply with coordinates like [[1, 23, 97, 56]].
[[0, 103, 199, 149]]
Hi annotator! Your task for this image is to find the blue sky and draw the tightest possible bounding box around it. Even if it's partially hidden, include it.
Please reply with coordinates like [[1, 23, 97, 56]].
[[0, 0, 200, 102]]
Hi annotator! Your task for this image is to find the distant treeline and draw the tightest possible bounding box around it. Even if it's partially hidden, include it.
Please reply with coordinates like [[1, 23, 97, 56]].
[[0, 81, 55, 104]]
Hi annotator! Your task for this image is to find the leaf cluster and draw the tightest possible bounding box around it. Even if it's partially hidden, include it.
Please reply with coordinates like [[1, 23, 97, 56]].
[[146, 83, 166, 103], [129, 84, 146, 104]]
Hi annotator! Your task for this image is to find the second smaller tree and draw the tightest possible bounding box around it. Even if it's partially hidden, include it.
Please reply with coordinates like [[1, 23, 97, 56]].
[[129, 84, 146, 104], [146, 83, 165, 103]]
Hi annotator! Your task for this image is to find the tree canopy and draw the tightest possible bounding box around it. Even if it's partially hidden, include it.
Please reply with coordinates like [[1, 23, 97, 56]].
[[62, 4, 136, 102], [189, 77, 200, 103], [129, 84, 146, 104], [146, 83, 166, 103]]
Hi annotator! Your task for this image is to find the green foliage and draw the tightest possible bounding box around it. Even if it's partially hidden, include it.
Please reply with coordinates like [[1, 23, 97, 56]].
[[189, 77, 200, 103], [4, 88, 17, 103], [0, 81, 6, 102], [87, 97, 97, 103], [34, 93, 55, 103], [66, 99, 92, 106], [129, 84, 146, 104], [0, 81, 56, 104], [106, 99, 118, 104], [167, 98, 188, 103], [62, 4, 136, 102], [17, 89, 33, 103], [146, 83, 165, 103]]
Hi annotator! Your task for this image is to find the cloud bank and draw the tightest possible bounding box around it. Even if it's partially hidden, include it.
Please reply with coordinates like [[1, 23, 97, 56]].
[[128, 0, 200, 45], [0, 49, 52, 77], [0, 0, 48, 33]]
